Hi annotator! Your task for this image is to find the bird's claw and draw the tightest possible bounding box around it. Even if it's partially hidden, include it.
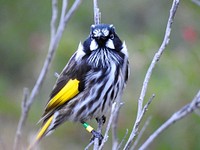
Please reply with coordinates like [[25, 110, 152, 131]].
[[90, 130, 103, 145]]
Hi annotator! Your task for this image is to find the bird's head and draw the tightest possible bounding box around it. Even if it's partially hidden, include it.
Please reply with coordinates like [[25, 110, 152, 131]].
[[77, 24, 127, 68], [85, 24, 121, 51]]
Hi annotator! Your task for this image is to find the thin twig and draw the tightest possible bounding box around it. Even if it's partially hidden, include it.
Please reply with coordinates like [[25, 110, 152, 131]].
[[131, 117, 152, 150], [139, 94, 155, 122], [111, 102, 124, 150], [50, 0, 58, 40], [13, 0, 82, 150], [93, 0, 101, 24], [63, 0, 82, 25], [117, 129, 129, 150], [13, 88, 29, 150], [85, 140, 94, 150], [59, 0, 68, 25], [123, 0, 180, 149], [139, 90, 200, 150], [99, 102, 117, 150], [192, 0, 200, 6], [123, 94, 154, 150]]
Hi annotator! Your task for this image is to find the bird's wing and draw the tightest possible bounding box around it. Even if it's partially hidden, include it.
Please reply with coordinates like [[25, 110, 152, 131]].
[[29, 52, 90, 149], [41, 53, 89, 119]]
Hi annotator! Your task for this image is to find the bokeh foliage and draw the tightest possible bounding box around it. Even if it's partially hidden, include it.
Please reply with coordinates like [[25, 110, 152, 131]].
[[0, 0, 199, 149]]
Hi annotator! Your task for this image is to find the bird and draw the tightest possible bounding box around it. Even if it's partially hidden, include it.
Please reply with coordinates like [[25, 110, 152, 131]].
[[28, 24, 129, 149]]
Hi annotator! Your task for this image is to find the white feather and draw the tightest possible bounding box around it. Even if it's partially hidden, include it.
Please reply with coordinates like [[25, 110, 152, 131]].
[[45, 111, 59, 136], [90, 39, 98, 51], [75, 42, 85, 60], [106, 39, 115, 49], [121, 41, 128, 57]]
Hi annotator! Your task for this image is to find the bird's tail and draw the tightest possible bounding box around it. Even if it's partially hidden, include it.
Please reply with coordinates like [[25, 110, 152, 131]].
[[28, 115, 54, 150]]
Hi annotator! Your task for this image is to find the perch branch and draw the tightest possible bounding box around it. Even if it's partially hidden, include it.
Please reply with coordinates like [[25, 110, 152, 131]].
[[13, 0, 82, 150], [123, 0, 180, 149], [139, 90, 200, 150], [91, 0, 103, 149], [99, 102, 117, 150]]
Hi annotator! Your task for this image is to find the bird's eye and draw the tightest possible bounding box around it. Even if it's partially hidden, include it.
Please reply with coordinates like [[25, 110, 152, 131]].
[[110, 34, 114, 39]]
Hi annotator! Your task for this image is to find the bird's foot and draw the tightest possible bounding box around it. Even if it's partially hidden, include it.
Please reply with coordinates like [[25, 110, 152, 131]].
[[90, 130, 104, 145]]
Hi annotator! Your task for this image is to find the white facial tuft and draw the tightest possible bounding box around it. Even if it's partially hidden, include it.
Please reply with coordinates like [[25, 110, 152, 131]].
[[106, 39, 115, 49], [121, 41, 128, 57], [75, 42, 85, 60], [90, 39, 98, 51]]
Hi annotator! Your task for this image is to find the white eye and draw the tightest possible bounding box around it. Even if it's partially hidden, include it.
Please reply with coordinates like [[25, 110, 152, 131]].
[[110, 34, 114, 39]]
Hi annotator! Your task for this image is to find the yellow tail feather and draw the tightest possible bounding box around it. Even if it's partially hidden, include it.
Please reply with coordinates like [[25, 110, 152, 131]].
[[28, 116, 53, 150]]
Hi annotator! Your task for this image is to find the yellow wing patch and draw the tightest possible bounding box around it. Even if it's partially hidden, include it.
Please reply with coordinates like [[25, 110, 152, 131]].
[[45, 79, 80, 112]]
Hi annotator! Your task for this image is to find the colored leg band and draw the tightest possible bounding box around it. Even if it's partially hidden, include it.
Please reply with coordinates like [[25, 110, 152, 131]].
[[82, 122, 94, 133]]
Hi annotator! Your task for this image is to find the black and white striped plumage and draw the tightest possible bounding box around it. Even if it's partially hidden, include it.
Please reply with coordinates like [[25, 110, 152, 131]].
[[30, 24, 129, 147]]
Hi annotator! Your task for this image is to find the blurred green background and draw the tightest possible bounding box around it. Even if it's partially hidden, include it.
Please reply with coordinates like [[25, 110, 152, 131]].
[[0, 0, 200, 149]]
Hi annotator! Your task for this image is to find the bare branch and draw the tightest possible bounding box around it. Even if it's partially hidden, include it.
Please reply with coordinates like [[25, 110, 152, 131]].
[[117, 129, 129, 150], [63, 0, 82, 25], [59, 0, 68, 25], [123, 0, 180, 149], [139, 94, 155, 122], [192, 0, 200, 6], [13, 88, 29, 150], [112, 102, 124, 150], [85, 140, 94, 150], [99, 103, 117, 150], [13, 0, 82, 149], [131, 117, 151, 150], [123, 94, 154, 150], [139, 90, 200, 150], [93, 0, 101, 24], [51, 0, 58, 40]]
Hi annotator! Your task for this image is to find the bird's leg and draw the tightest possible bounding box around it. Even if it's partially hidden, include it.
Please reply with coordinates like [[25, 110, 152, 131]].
[[96, 115, 106, 124], [81, 121, 103, 145]]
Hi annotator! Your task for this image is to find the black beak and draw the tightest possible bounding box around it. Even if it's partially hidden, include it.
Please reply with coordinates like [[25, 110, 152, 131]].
[[96, 34, 106, 41]]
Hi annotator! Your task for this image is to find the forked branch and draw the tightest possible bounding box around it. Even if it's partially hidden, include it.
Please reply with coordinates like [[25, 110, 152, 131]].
[[13, 0, 82, 150], [123, 0, 180, 149], [139, 90, 200, 150]]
